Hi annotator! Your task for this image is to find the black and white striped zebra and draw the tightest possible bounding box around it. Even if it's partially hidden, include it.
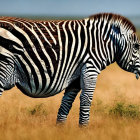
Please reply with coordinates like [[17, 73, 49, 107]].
[[0, 13, 140, 125]]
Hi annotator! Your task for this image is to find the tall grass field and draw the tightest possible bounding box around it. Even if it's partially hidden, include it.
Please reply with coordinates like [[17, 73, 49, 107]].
[[1, 24, 140, 140]]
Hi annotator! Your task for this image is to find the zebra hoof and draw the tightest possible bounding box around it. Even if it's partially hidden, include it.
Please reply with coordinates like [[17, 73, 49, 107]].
[[79, 124, 88, 128], [79, 121, 89, 128], [56, 120, 66, 126]]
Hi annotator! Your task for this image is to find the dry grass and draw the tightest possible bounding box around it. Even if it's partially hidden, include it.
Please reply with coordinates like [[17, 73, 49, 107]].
[[1, 63, 140, 140]]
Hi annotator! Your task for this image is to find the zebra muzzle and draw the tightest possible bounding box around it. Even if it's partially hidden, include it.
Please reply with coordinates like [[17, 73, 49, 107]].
[[134, 71, 140, 80], [136, 73, 139, 80]]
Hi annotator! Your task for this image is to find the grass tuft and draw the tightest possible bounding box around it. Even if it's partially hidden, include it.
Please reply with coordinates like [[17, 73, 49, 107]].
[[109, 102, 140, 119]]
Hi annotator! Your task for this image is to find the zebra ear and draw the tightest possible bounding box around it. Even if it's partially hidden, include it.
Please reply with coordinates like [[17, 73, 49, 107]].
[[112, 25, 121, 34]]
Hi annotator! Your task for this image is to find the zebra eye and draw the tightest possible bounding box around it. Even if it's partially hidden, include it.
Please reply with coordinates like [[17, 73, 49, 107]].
[[112, 25, 120, 34], [134, 44, 140, 50]]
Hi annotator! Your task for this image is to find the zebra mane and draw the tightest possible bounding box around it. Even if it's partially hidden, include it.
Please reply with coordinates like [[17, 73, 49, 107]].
[[89, 13, 136, 32], [0, 13, 136, 33]]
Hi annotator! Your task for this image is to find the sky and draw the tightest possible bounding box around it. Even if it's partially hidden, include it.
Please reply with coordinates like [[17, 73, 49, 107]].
[[0, 0, 140, 17]]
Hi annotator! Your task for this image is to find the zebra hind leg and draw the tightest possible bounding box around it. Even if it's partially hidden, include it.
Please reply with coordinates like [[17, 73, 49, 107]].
[[57, 77, 81, 124]]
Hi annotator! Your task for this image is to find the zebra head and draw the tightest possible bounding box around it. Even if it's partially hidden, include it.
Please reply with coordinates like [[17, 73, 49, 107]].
[[114, 23, 140, 79], [0, 50, 18, 95]]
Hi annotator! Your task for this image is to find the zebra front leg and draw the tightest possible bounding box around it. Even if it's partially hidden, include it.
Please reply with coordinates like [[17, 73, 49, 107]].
[[57, 78, 81, 124], [79, 64, 98, 126]]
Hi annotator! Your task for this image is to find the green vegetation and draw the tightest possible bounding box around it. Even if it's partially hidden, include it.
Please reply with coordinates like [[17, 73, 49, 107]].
[[109, 102, 140, 119], [27, 103, 48, 116], [92, 99, 140, 119]]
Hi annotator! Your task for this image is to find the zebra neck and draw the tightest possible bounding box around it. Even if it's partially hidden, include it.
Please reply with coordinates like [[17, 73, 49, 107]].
[[86, 18, 117, 71]]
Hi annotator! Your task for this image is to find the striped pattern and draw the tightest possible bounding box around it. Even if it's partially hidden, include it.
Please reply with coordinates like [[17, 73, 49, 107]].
[[0, 17, 90, 96], [0, 13, 140, 125]]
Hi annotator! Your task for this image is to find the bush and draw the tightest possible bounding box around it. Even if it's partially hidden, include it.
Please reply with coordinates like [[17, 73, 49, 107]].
[[109, 102, 140, 119]]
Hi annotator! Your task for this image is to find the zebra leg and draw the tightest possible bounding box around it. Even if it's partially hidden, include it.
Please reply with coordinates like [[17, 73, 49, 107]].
[[79, 64, 98, 126], [57, 77, 81, 124]]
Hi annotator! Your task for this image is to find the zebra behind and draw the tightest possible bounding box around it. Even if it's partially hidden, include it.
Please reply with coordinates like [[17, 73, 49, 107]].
[[0, 13, 140, 125]]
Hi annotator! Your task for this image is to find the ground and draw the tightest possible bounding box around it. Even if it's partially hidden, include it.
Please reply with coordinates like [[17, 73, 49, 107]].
[[0, 63, 140, 140]]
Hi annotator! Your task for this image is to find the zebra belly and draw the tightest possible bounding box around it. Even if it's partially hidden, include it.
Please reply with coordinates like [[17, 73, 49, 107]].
[[17, 65, 81, 98], [46, 66, 81, 97], [17, 76, 79, 98]]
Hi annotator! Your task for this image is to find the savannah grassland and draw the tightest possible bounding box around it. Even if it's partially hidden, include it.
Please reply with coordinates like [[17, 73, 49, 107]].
[[0, 31, 140, 140], [1, 64, 140, 140]]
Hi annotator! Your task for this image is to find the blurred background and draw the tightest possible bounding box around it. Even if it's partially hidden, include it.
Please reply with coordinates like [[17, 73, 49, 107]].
[[1, 0, 140, 28]]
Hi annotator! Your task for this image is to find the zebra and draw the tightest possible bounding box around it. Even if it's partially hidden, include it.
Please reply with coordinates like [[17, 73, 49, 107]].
[[0, 13, 140, 126]]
